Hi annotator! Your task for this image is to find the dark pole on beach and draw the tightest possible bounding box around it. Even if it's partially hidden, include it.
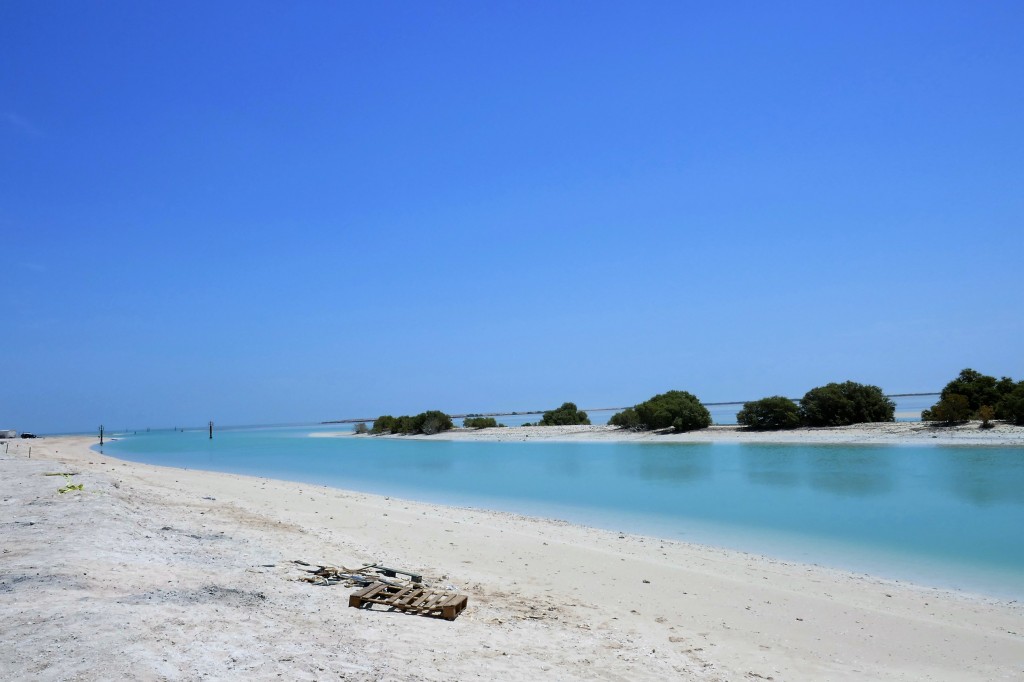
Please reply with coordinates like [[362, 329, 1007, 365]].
[[99, 425, 104, 446], [209, 421, 213, 439]]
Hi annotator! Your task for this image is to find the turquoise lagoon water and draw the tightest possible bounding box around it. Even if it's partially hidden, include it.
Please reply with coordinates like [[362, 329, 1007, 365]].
[[100, 425, 1024, 598]]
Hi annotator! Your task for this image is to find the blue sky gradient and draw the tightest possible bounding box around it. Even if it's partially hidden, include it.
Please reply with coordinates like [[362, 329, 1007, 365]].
[[2, 2, 1022, 432]]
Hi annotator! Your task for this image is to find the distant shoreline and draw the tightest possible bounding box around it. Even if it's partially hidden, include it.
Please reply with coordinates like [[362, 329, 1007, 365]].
[[322, 393, 943, 424], [353, 421, 1024, 447]]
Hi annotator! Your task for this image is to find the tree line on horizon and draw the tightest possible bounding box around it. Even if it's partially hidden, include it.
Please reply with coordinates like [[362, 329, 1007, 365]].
[[605, 383, 895, 433], [368, 401, 594, 435], [607, 370, 1023, 432], [733, 382, 894, 431], [361, 368, 1024, 436], [360, 414, 506, 434], [728, 369, 1024, 431]]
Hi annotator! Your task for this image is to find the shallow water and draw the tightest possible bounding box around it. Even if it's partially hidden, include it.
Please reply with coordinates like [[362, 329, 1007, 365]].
[[101, 425, 1024, 598]]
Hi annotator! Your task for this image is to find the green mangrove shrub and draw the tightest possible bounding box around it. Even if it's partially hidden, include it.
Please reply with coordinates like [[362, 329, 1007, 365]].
[[463, 416, 503, 429], [371, 411, 454, 435], [921, 394, 972, 424], [539, 402, 591, 426], [608, 407, 642, 430], [611, 390, 711, 432], [923, 368, 1017, 421], [736, 396, 801, 430], [998, 382, 1024, 426], [799, 381, 894, 427]]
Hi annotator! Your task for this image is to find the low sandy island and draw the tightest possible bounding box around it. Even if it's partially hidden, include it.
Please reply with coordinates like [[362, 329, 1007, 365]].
[[388, 421, 1024, 446], [2, 435, 1022, 680]]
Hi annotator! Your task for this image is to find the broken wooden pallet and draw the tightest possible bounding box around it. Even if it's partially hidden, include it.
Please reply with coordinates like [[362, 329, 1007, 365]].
[[349, 581, 468, 621]]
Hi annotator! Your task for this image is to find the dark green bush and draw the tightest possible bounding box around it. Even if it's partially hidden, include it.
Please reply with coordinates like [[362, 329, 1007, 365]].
[[395, 415, 417, 433], [371, 415, 397, 434], [998, 382, 1024, 426], [921, 394, 972, 424], [736, 396, 801, 430], [371, 410, 453, 435], [926, 369, 1017, 420], [608, 407, 642, 430], [539, 402, 591, 426], [463, 416, 499, 429], [637, 390, 711, 432], [611, 390, 711, 432], [671, 404, 713, 432], [799, 381, 895, 427], [418, 410, 454, 435], [941, 369, 1010, 412]]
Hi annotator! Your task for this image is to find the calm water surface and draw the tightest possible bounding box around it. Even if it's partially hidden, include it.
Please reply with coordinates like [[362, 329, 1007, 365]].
[[101, 425, 1024, 598]]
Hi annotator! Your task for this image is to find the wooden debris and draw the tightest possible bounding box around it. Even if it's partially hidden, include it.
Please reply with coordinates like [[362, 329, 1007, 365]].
[[362, 563, 423, 583], [293, 561, 422, 587], [293, 559, 468, 620], [349, 581, 468, 621]]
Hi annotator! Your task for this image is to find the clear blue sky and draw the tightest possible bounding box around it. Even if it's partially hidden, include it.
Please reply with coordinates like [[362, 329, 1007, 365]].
[[2, 2, 1022, 433]]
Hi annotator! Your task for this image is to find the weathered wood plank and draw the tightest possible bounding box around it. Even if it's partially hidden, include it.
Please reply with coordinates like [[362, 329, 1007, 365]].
[[442, 594, 468, 620], [347, 581, 468, 620]]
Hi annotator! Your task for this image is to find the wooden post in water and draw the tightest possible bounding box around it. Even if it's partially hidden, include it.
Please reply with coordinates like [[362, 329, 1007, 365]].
[[99, 425, 104, 446], [209, 420, 213, 439]]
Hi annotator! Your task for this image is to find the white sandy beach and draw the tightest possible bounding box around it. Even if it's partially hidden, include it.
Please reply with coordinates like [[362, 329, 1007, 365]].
[[2, 433, 1023, 681]]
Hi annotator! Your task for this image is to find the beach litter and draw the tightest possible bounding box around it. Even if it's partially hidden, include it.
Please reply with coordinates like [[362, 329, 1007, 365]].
[[51, 473, 84, 494], [294, 560, 468, 620], [349, 581, 468, 621]]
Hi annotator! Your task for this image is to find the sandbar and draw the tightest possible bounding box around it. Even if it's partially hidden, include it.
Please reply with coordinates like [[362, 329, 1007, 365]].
[[390, 421, 1024, 446]]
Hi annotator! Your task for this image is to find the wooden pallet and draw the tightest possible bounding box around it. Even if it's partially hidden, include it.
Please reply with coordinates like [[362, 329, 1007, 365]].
[[349, 581, 468, 621]]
